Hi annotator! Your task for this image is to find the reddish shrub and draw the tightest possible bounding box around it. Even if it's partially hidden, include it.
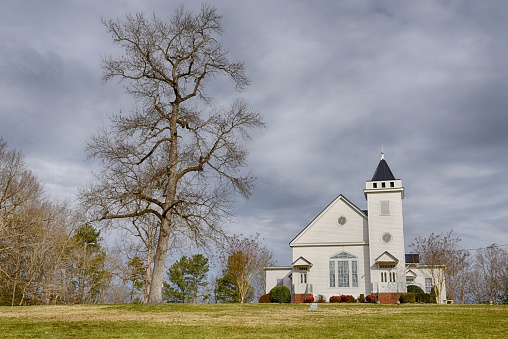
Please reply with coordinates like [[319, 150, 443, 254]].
[[365, 294, 376, 303], [258, 294, 271, 303], [329, 296, 341, 303], [304, 295, 314, 303], [339, 295, 356, 303]]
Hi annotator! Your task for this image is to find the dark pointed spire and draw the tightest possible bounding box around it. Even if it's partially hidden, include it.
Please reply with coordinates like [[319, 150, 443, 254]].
[[371, 151, 396, 181]]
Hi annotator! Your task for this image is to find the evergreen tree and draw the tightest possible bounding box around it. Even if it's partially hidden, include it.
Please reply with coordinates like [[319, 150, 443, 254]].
[[162, 254, 209, 303], [127, 256, 145, 303], [68, 224, 111, 303], [214, 275, 240, 303]]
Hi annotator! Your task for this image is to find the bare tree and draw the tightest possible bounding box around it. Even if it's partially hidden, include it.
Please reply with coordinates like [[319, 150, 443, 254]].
[[218, 234, 274, 303], [411, 231, 469, 303], [0, 138, 91, 306], [468, 244, 508, 304], [80, 5, 264, 303]]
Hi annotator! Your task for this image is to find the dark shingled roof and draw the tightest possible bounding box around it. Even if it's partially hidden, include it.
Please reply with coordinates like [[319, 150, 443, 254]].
[[371, 159, 396, 181], [405, 253, 420, 264]]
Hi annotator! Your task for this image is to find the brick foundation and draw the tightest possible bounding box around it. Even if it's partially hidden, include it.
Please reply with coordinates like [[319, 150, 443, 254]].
[[292, 294, 306, 303]]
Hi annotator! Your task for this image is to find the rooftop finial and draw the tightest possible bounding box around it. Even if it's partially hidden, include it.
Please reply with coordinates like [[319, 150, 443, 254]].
[[381, 146, 384, 160]]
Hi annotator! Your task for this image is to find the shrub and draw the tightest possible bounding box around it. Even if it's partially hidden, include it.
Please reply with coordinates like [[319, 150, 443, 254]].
[[304, 295, 314, 303], [269, 286, 291, 303], [330, 295, 356, 303], [316, 295, 326, 303], [358, 294, 365, 303], [399, 293, 416, 303], [329, 296, 341, 303], [365, 294, 376, 303], [429, 287, 437, 303], [258, 294, 271, 303], [415, 293, 425, 303], [407, 285, 425, 294], [340, 295, 356, 303]]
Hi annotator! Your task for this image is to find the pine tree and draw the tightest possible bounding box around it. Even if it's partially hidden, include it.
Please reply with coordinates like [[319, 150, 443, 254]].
[[162, 254, 209, 303]]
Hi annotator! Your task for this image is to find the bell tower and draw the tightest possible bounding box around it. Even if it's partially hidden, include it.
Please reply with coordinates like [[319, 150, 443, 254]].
[[364, 152, 406, 294]]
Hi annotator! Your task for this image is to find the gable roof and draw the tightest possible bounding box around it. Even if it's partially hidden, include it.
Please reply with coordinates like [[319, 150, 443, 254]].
[[375, 251, 399, 264], [289, 194, 367, 246], [371, 159, 396, 181], [292, 256, 312, 267], [406, 269, 417, 278]]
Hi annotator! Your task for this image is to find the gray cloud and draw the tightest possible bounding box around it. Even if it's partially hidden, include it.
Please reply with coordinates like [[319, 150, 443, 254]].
[[2, 1, 508, 265]]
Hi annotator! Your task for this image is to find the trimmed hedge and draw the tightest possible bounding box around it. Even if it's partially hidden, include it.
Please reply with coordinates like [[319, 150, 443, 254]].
[[407, 285, 425, 294], [304, 294, 314, 303], [269, 286, 291, 303], [258, 293, 271, 303], [330, 295, 356, 303], [406, 285, 437, 303], [399, 293, 416, 303], [365, 294, 376, 303]]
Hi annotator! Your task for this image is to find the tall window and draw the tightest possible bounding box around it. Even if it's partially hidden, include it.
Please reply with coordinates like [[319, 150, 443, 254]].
[[425, 278, 433, 294], [380, 200, 390, 215], [329, 261, 336, 287], [352, 261, 358, 287], [338, 261, 349, 287], [300, 273, 307, 284], [329, 252, 358, 288]]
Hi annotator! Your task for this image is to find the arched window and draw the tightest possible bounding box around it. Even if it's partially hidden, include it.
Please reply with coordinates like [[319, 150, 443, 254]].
[[329, 252, 358, 288]]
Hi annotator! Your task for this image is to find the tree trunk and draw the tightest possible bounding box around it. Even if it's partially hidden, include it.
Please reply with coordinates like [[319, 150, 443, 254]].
[[148, 218, 172, 303], [144, 245, 153, 304], [148, 102, 180, 304]]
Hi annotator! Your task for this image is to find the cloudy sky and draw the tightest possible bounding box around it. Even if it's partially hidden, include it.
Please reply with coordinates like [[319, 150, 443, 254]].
[[2, 0, 508, 265]]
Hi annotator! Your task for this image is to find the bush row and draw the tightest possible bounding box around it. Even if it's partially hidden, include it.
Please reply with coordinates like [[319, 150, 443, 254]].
[[258, 289, 377, 303], [399, 292, 437, 303]]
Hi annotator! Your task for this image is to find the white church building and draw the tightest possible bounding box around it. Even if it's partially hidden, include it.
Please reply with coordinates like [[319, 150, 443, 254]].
[[264, 154, 446, 304]]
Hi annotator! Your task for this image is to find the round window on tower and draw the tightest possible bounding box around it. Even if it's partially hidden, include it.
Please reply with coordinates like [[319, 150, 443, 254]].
[[337, 216, 347, 226], [381, 232, 392, 243]]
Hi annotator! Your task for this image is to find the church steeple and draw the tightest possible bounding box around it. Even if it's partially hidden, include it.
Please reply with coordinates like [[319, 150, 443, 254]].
[[364, 152, 404, 199], [371, 152, 396, 181]]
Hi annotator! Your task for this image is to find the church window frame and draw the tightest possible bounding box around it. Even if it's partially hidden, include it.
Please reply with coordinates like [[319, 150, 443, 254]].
[[329, 252, 359, 288]]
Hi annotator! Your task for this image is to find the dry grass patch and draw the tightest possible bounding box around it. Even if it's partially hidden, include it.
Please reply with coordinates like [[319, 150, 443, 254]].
[[1, 303, 508, 338]]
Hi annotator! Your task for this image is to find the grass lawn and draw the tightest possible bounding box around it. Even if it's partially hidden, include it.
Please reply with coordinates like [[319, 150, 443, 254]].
[[0, 303, 507, 338]]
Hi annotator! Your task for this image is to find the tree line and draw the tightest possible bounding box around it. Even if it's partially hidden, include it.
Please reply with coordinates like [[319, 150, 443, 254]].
[[411, 231, 508, 304], [0, 139, 272, 305], [0, 139, 110, 305]]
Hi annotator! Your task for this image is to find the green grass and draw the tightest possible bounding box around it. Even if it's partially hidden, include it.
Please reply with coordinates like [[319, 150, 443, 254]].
[[1, 303, 507, 338]]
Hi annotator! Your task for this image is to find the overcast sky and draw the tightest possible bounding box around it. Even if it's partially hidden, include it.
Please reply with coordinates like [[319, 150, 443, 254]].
[[2, 0, 508, 265]]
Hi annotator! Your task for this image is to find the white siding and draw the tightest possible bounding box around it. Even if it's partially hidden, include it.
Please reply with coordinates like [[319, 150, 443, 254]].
[[264, 268, 291, 294], [292, 245, 370, 299], [291, 196, 368, 246], [366, 190, 406, 289]]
